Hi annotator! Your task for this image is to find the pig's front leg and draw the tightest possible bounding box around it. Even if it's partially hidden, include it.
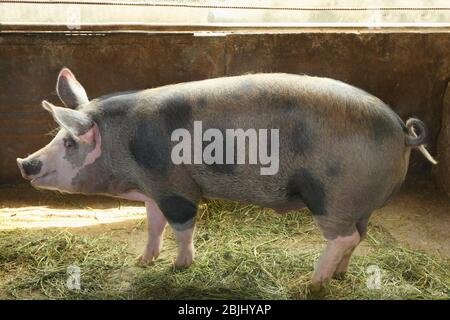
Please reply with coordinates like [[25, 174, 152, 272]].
[[138, 201, 167, 266], [173, 226, 196, 268], [156, 193, 199, 268]]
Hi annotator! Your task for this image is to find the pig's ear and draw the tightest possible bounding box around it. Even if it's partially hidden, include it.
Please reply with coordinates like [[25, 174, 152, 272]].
[[56, 68, 89, 109], [42, 100, 93, 138]]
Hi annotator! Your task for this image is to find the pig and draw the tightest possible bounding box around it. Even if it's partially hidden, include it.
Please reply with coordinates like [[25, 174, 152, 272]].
[[17, 68, 437, 291]]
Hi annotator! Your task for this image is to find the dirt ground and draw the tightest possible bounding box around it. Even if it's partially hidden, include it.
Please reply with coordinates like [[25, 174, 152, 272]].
[[373, 177, 450, 258], [0, 176, 448, 259]]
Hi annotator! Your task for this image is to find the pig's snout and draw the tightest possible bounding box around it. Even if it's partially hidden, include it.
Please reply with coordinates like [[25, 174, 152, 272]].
[[17, 157, 42, 179]]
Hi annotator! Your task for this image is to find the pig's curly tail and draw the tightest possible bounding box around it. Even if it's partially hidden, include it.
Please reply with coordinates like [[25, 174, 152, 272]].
[[405, 118, 437, 165]]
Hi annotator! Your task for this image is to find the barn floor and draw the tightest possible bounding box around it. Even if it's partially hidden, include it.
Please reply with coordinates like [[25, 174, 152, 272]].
[[0, 177, 448, 300]]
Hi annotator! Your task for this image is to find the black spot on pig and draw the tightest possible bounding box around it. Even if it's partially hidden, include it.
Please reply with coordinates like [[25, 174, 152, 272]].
[[160, 95, 192, 134], [287, 168, 326, 215], [202, 128, 237, 174], [63, 135, 95, 168], [326, 161, 342, 177], [129, 121, 170, 173], [290, 120, 313, 155], [159, 194, 197, 229], [22, 158, 42, 176]]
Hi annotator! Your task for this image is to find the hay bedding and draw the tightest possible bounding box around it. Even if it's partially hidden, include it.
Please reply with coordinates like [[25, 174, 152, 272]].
[[0, 200, 448, 300]]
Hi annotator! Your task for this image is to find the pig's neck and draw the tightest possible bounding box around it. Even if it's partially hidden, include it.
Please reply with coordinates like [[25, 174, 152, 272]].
[[72, 156, 133, 196]]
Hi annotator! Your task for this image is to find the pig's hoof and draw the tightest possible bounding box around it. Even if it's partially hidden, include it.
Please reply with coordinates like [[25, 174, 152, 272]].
[[307, 282, 324, 294], [136, 250, 160, 267], [136, 242, 162, 267], [136, 255, 154, 267], [174, 251, 194, 269], [173, 257, 193, 269]]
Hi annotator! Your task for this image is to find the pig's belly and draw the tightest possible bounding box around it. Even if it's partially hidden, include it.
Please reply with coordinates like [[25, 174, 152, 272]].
[[193, 169, 304, 211], [203, 186, 307, 213], [263, 201, 308, 214]]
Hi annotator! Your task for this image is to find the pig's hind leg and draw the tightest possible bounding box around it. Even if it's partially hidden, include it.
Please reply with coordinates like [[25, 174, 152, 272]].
[[138, 201, 168, 266], [333, 217, 369, 278], [310, 217, 361, 291]]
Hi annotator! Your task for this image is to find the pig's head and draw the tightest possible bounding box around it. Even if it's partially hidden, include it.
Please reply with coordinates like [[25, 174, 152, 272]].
[[16, 68, 103, 193]]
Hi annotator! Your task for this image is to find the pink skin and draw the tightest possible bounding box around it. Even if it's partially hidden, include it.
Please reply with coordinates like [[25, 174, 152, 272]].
[[16, 123, 101, 192], [309, 230, 361, 292], [118, 190, 152, 202], [79, 124, 101, 166], [173, 227, 196, 268], [16, 159, 28, 180], [334, 228, 366, 277], [139, 201, 168, 265], [333, 248, 356, 278]]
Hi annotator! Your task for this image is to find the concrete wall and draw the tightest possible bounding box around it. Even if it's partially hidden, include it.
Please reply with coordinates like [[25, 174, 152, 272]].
[[1, 31, 449, 188]]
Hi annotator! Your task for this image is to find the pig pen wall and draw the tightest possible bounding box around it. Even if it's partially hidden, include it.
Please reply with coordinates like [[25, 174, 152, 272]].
[[0, 31, 449, 193]]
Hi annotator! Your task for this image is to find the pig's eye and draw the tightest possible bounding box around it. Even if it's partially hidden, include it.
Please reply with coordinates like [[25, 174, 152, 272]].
[[63, 139, 76, 149]]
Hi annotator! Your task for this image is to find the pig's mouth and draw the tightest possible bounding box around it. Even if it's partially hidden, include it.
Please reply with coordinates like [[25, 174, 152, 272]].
[[30, 170, 56, 185]]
